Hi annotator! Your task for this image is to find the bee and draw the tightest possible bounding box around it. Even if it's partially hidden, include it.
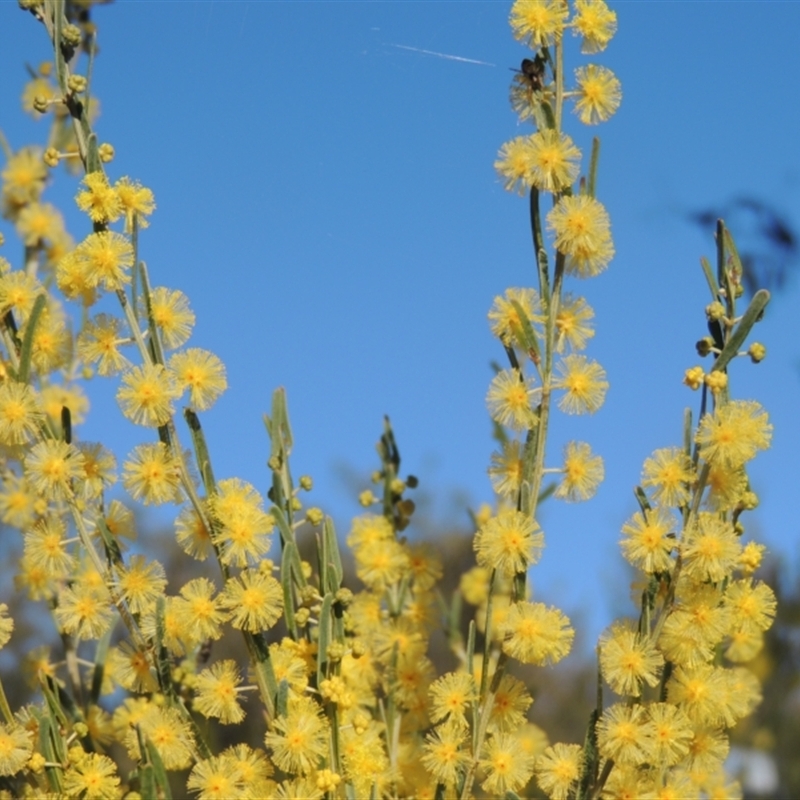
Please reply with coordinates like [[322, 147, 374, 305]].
[[514, 54, 546, 92]]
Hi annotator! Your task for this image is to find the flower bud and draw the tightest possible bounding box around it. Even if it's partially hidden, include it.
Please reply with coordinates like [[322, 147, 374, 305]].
[[704, 371, 727, 395], [683, 366, 704, 390], [334, 588, 353, 607], [43, 147, 60, 167], [98, 143, 115, 163], [62, 23, 82, 47], [305, 507, 323, 526], [358, 490, 377, 507], [695, 336, 715, 357], [705, 301, 726, 321], [748, 342, 766, 363], [294, 607, 310, 626], [67, 74, 87, 94]]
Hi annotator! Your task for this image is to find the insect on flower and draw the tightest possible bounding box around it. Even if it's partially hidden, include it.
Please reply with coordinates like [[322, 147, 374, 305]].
[[513, 55, 546, 91]]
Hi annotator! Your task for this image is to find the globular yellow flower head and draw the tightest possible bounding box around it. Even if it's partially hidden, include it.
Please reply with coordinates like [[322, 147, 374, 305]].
[[1, 148, 47, 213], [0, 270, 43, 323], [15, 201, 65, 247], [555, 294, 595, 352], [68, 231, 135, 292], [572, 0, 618, 53], [681, 512, 742, 583], [220, 569, 283, 632], [619, 507, 676, 574], [479, 732, 535, 796], [495, 136, 537, 196], [122, 442, 183, 505], [486, 368, 540, 430], [553, 354, 608, 414], [123, 704, 195, 770], [62, 752, 121, 799], [114, 176, 155, 231], [0, 382, 43, 446], [23, 515, 74, 579], [495, 132, 581, 195], [54, 583, 114, 641], [510, 0, 569, 47], [647, 702, 694, 767], [696, 399, 772, 469], [149, 286, 196, 349], [547, 195, 614, 277], [474, 509, 544, 577], [429, 671, 477, 727], [599, 620, 663, 697], [194, 659, 246, 724], [24, 439, 86, 501], [596, 703, 655, 766], [354, 537, 410, 590], [500, 600, 574, 665], [488, 286, 543, 345], [115, 554, 166, 614], [265, 695, 330, 776], [535, 742, 582, 800], [116, 362, 180, 427], [177, 577, 229, 644], [169, 347, 228, 411], [77, 313, 131, 376], [527, 129, 582, 192], [186, 756, 245, 800], [641, 446, 695, 508], [489, 440, 525, 498], [572, 64, 622, 124], [421, 720, 470, 788], [554, 440, 604, 501], [488, 674, 532, 733], [75, 171, 122, 223]]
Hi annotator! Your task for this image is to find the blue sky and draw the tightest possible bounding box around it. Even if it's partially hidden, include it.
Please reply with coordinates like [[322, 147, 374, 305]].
[[2, 1, 799, 646]]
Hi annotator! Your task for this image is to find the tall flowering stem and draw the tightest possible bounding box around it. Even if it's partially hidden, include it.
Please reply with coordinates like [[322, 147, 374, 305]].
[[459, 2, 620, 796]]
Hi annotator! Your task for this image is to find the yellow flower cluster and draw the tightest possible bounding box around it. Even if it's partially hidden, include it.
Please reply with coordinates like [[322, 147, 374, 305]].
[[0, 1, 776, 799]]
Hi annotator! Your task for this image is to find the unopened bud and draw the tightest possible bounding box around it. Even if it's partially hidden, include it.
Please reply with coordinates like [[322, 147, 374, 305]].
[[334, 588, 353, 607], [740, 491, 759, 510], [33, 95, 50, 114], [748, 342, 766, 363], [299, 475, 313, 491], [358, 490, 377, 507], [704, 371, 727, 395], [683, 366, 704, 390], [98, 143, 115, 163], [43, 147, 60, 167], [326, 642, 345, 662], [705, 301, 726, 322], [62, 23, 82, 47], [294, 607, 310, 626], [350, 639, 366, 658], [695, 336, 715, 357], [305, 507, 324, 526], [67, 74, 87, 94]]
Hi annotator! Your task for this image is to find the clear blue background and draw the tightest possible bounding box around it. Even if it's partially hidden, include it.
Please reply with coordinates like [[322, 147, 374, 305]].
[[2, 1, 799, 647]]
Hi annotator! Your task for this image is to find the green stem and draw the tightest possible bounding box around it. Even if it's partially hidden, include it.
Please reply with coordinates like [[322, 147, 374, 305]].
[[554, 36, 564, 133], [0, 676, 15, 725]]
